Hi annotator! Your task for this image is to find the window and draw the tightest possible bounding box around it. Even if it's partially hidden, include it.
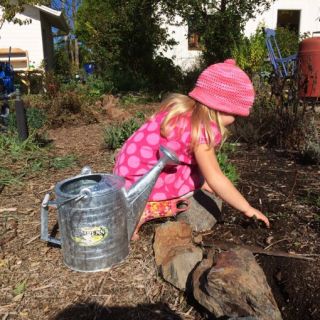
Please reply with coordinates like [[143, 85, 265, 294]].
[[188, 32, 202, 50], [188, 16, 203, 51], [277, 10, 301, 34]]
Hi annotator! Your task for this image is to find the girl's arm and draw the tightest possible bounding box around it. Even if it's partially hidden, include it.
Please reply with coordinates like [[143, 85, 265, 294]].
[[194, 144, 270, 227]]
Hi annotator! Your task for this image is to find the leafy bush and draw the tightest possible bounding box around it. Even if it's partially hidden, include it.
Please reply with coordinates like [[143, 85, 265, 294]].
[[233, 26, 307, 78], [148, 56, 184, 92], [299, 115, 320, 164], [8, 107, 46, 132], [217, 143, 239, 185], [85, 76, 113, 98], [275, 27, 301, 58], [233, 76, 320, 164], [104, 113, 145, 150], [232, 27, 270, 76], [119, 93, 157, 107]]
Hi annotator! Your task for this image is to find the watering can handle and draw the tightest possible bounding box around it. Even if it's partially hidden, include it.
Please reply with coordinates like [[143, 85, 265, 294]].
[[40, 193, 61, 246]]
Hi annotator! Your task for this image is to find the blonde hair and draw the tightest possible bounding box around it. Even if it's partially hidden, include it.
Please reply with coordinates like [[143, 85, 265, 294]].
[[158, 93, 228, 151]]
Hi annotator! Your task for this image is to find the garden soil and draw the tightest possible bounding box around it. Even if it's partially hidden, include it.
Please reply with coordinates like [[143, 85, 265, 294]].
[[0, 108, 319, 320]]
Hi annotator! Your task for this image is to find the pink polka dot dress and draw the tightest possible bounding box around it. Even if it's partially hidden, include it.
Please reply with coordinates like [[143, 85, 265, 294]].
[[113, 111, 222, 201]]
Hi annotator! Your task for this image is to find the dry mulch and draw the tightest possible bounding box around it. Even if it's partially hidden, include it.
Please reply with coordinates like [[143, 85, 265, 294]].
[[0, 115, 319, 320]]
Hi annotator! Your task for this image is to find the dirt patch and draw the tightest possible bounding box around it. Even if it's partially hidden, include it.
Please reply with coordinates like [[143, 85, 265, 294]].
[[0, 119, 319, 320], [208, 145, 320, 319]]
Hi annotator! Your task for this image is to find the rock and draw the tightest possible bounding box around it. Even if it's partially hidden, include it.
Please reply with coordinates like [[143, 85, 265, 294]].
[[153, 221, 203, 290], [192, 247, 282, 320], [177, 190, 222, 232]]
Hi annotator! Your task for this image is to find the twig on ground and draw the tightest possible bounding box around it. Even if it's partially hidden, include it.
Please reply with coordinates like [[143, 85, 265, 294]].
[[198, 239, 317, 261], [0, 208, 17, 213], [264, 238, 289, 250], [25, 235, 40, 245]]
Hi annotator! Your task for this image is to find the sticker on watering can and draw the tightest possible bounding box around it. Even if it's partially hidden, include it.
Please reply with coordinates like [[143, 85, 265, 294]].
[[71, 226, 108, 246]]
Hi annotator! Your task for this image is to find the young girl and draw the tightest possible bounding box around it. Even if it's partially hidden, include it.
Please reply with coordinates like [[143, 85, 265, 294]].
[[113, 59, 270, 240]]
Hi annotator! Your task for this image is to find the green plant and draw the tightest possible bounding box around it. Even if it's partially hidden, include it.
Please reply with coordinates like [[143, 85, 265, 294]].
[[8, 107, 46, 132], [85, 76, 113, 98], [232, 26, 270, 76], [0, 130, 53, 186], [104, 113, 145, 150], [13, 279, 27, 296], [50, 155, 78, 169], [119, 93, 155, 107], [0, 167, 23, 186], [0, 132, 41, 160], [217, 143, 239, 184]]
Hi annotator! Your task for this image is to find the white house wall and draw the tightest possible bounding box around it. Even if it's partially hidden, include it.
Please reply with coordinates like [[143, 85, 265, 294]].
[[0, 5, 44, 68], [162, 0, 320, 71], [160, 16, 202, 71], [244, 0, 320, 37]]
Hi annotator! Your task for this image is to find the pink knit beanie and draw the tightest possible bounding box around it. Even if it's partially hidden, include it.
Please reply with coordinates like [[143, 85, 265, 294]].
[[188, 59, 255, 116]]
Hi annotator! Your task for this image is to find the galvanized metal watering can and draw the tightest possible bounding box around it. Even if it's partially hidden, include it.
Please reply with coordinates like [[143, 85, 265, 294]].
[[40, 146, 179, 272]]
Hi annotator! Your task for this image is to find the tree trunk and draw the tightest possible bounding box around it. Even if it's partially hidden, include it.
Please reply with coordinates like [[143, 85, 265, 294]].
[[74, 38, 79, 72]]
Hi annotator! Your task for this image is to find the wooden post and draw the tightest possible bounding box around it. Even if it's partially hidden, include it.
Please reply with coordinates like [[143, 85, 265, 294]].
[[14, 87, 28, 140]]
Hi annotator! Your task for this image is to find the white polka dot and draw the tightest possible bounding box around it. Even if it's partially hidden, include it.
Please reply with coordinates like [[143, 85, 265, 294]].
[[181, 132, 190, 143], [136, 168, 148, 175], [167, 141, 181, 151], [153, 192, 166, 201], [174, 177, 184, 189], [182, 167, 191, 179], [147, 122, 158, 132], [179, 185, 190, 196], [133, 132, 144, 142], [178, 154, 187, 162], [146, 133, 160, 145], [154, 177, 164, 189], [140, 146, 153, 159], [164, 174, 175, 184], [128, 156, 140, 168], [119, 166, 129, 176], [126, 143, 137, 155]]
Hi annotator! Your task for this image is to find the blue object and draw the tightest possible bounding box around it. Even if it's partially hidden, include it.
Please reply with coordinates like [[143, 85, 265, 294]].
[[265, 28, 297, 78], [84, 63, 95, 75], [0, 62, 14, 94]]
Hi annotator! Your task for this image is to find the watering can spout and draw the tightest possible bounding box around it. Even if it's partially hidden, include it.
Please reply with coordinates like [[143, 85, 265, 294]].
[[125, 145, 179, 240]]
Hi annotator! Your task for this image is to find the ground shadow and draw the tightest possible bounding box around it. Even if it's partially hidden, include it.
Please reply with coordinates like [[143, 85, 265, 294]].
[[50, 301, 183, 320]]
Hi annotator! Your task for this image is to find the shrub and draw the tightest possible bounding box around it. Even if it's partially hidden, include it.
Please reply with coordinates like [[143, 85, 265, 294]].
[[104, 113, 145, 150], [299, 115, 320, 164], [233, 77, 320, 164], [8, 107, 46, 132], [232, 26, 269, 77], [119, 93, 157, 107], [217, 143, 239, 185]]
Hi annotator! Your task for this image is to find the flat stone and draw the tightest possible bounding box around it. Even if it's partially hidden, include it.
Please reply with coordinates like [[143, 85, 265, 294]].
[[161, 245, 203, 290], [192, 247, 282, 320], [177, 190, 222, 232], [153, 221, 203, 290]]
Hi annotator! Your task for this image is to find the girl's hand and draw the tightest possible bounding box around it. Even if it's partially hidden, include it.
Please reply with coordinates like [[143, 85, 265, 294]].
[[243, 206, 270, 228]]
